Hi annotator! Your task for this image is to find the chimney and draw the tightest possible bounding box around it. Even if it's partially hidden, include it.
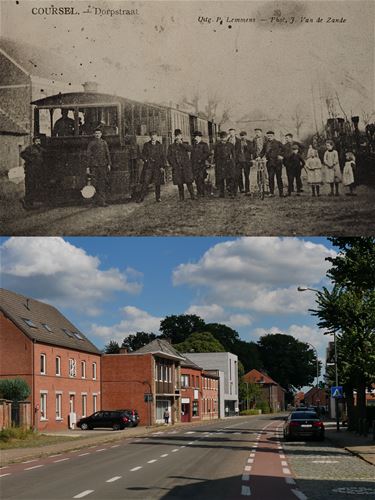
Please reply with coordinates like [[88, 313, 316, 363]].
[[119, 347, 129, 354], [82, 81, 99, 93]]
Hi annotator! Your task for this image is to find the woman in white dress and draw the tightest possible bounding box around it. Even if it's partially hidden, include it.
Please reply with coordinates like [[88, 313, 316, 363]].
[[305, 146, 323, 197], [323, 140, 341, 196]]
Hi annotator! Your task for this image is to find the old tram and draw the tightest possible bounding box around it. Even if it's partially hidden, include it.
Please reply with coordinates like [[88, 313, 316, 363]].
[[31, 90, 217, 206]]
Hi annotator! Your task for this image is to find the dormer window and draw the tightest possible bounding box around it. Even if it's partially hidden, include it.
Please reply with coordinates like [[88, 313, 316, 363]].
[[73, 332, 84, 340], [22, 318, 37, 328], [62, 328, 74, 338], [41, 323, 52, 332]]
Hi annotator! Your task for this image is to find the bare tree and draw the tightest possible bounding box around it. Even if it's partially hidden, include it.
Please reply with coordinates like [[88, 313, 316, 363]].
[[291, 103, 308, 139]]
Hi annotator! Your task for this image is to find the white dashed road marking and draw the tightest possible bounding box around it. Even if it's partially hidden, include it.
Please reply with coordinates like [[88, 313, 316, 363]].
[[22, 459, 37, 464], [172, 448, 179, 452], [244, 465, 252, 472], [247, 458, 254, 464], [250, 453, 255, 457], [78, 453, 90, 457], [50, 454, 62, 457], [73, 490, 94, 499], [283, 467, 291, 475], [25, 465, 44, 470], [106, 476, 122, 483], [148, 459, 157, 463], [241, 485, 251, 496], [281, 461, 288, 466], [130, 466, 142, 471], [54, 458, 70, 463], [286, 477, 296, 485], [96, 448, 106, 452], [111, 445, 120, 448], [291, 489, 307, 500], [160, 454, 168, 458], [242, 473, 250, 481], [0, 473, 11, 477]]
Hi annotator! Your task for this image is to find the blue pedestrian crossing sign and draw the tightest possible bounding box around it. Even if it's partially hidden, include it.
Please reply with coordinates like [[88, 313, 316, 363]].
[[331, 386, 343, 398]]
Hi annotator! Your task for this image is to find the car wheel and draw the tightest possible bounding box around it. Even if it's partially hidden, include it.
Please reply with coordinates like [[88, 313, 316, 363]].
[[81, 423, 89, 430], [112, 423, 121, 431]]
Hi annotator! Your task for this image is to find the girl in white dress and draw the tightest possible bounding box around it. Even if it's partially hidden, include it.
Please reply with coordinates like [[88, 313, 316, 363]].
[[323, 140, 341, 196], [343, 151, 356, 196], [305, 147, 323, 196]]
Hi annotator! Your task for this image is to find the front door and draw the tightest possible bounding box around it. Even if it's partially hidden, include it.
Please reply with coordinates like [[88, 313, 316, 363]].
[[181, 403, 190, 422]]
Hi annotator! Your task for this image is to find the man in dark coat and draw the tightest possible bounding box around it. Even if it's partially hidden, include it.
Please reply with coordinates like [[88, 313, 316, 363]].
[[20, 136, 46, 209], [86, 128, 111, 206], [191, 131, 211, 197], [167, 129, 195, 201], [139, 131, 166, 202], [214, 131, 236, 197], [283, 133, 305, 194], [284, 143, 305, 196], [260, 131, 284, 197], [252, 128, 265, 160], [237, 131, 254, 195], [227, 128, 244, 192], [53, 108, 75, 137]]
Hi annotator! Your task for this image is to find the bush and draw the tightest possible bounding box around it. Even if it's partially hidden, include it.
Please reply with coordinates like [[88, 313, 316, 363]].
[[256, 400, 271, 414], [0, 378, 31, 401], [240, 409, 261, 416], [0, 427, 35, 442]]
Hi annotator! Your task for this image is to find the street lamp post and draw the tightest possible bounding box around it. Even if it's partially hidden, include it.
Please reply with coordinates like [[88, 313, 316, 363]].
[[297, 286, 340, 432]]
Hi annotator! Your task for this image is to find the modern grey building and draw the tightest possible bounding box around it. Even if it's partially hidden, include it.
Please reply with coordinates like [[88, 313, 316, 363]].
[[182, 352, 239, 418]]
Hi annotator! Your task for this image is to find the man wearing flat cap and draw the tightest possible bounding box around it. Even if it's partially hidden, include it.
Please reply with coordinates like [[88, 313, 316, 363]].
[[167, 129, 195, 201], [260, 130, 284, 197], [237, 131, 254, 194], [191, 131, 211, 197], [86, 128, 112, 206], [20, 135, 46, 209], [213, 130, 236, 198], [139, 131, 166, 202]]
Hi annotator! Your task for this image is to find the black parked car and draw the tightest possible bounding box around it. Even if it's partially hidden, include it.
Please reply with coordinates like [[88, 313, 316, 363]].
[[77, 410, 133, 430], [116, 409, 140, 427], [283, 411, 325, 441]]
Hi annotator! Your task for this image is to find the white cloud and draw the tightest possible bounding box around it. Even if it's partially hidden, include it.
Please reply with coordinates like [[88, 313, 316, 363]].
[[173, 237, 334, 315], [91, 306, 162, 343], [1, 237, 142, 313], [251, 324, 328, 359], [185, 304, 253, 328]]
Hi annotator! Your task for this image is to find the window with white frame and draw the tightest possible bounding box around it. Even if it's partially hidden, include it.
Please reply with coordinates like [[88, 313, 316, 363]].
[[69, 358, 77, 377], [81, 394, 87, 417], [55, 356, 61, 376], [164, 364, 168, 382], [181, 374, 189, 388], [40, 353, 46, 374], [55, 393, 62, 419], [93, 394, 98, 412], [92, 362, 97, 380], [81, 360, 86, 379], [192, 400, 199, 417], [40, 392, 47, 420]]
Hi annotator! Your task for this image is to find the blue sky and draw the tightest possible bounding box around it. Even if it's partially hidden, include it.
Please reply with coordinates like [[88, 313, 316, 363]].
[[1, 237, 336, 362]]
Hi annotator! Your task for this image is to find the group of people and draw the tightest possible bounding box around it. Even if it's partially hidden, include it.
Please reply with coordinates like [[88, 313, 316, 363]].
[[20, 125, 358, 209]]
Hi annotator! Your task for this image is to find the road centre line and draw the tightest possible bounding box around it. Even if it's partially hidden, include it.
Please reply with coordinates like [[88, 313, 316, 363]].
[[25, 465, 44, 470], [73, 491, 94, 499], [54, 458, 70, 463], [106, 476, 122, 483], [130, 466, 142, 471]]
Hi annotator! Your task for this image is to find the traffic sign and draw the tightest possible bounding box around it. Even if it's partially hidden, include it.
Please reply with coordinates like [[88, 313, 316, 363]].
[[331, 386, 343, 398]]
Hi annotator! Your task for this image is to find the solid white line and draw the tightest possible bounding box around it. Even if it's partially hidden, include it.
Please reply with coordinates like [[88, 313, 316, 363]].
[[312, 460, 338, 463], [54, 458, 70, 463], [148, 459, 157, 463], [241, 485, 251, 496], [242, 473, 250, 481], [281, 460, 288, 466], [96, 448, 106, 452], [0, 473, 11, 477], [291, 489, 307, 500], [78, 453, 90, 457], [106, 476, 121, 483], [111, 445, 120, 448], [73, 491, 94, 499], [22, 459, 37, 464], [285, 477, 296, 485], [25, 465, 44, 470], [160, 454, 168, 458], [244, 465, 252, 472], [283, 467, 291, 475], [130, 466, 142, 471]]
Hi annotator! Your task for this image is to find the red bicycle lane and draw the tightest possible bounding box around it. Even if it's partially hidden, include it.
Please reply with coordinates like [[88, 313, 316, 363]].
[[240, 420, 306, 500]]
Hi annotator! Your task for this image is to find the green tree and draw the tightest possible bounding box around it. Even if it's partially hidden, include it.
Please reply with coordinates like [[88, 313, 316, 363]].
[[204, 323, 240, 351], [159, 314, 206, 344], [257, 333, 319, 391], [103, 340, 121, 354], [121, 332, 157, 352], [174, 332, 225, 353], [0, 378, 30, 401], [311, 237, 375, 427]]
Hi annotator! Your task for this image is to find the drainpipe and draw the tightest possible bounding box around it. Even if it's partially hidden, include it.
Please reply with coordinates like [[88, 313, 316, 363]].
[[32, 339, 36, 431]]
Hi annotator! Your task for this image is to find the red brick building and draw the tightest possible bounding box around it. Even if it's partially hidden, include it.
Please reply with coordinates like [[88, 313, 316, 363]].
[[180, 356, 202, 423], [0, 289, 101, 431], [102, 340, 185, 425], [304, 387, 330, 408], [201, 370, 219, 420], [243, 369, 286, 412]]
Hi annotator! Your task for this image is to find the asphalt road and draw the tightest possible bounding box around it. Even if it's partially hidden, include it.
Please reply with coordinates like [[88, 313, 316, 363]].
[[1, 415, 374, 500]]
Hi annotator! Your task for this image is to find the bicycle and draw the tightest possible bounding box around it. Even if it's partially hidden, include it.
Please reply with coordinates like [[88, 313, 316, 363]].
[[254, 157, 267, 200]]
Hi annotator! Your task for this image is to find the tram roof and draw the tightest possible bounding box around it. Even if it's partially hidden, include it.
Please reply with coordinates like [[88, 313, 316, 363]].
[[32, 91, 165, 109]]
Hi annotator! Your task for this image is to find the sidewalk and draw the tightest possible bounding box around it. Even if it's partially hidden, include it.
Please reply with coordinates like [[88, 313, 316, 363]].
[[324, 422, 375, 466]]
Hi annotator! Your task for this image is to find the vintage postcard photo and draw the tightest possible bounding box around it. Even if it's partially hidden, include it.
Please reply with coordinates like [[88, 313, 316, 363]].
[[0, 0, 374, 236]]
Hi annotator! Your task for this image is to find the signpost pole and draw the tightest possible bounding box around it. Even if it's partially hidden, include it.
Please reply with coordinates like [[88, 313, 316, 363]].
[[334, 332, 340, 432]]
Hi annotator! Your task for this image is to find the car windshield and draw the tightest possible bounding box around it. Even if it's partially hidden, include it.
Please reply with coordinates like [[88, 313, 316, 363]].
[[291, 412, 318, 420]]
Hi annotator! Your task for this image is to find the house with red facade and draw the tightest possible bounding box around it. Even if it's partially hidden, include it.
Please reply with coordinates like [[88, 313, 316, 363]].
[[201, 370, 219, 420], [102, 339, 185, 425], [0, 289, 101, 431], [243, 369, 285, 412]]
